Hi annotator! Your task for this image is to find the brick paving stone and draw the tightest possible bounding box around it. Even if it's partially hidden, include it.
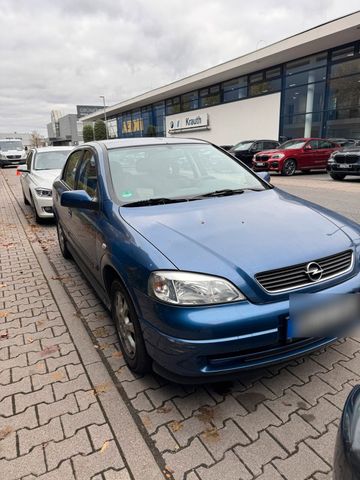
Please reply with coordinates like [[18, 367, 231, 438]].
[[15, 384, 54, 413], [45, 427, 92, 470], [274, 442, 330, 480], [255, 464, 284, 480], [139, 400, 183, 435], [211, 395, 247, 429], [261, 368, 304, 396], [299, 397, 341, 434], [311, 346, 349, 369], [292, 376, 336, 406], [22, 460, 75, 480], [164, 438, 214, 480], [317, 363, 359, 391], [18, 417, 64, 454], [131, 391, 155, 411], [0, 396, 13, 416], [287, 357, 327, 382], [53, 373, 91, 400], [235, 403, 281, 441], [173, 389, 216, 418], [37, 392, 78, 425], [265, 389, 312, 422], [332, 337, 360, 358], [268, 412, 318, 453], [0, 430, 17, 460], [234, 431, 287, 476], [103, 468, 132, 480], [0, 445, 46, 480], [200, 419, 250, 460], [0, 376, 31, 402], [153, 425, 179, 452], [197, 450, 251, 480], [306, 422, 338, 465], [234, 382, 277, 413], [72, 440, 124, 480], [62, 402, 104, 437], [87, 423, 113, 449], [325, 381, 357, 410]]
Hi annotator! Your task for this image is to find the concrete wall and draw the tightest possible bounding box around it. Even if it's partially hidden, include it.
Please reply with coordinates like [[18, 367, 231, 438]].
[[166, 92, 281, 145]]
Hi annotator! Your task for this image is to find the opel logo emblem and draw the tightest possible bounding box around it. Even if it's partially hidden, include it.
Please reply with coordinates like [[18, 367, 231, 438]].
[[305, 262, 323, 282]]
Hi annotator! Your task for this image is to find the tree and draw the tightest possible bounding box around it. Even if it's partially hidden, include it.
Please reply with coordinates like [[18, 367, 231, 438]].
[[94, 120, 107, 141], [83, 124, 94, 142], [146, 125, 156, 137], [30, 130, 44, 147]]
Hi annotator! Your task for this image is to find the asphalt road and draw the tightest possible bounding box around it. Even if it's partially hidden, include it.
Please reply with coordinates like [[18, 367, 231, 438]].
[[270, 172, 360, 224]]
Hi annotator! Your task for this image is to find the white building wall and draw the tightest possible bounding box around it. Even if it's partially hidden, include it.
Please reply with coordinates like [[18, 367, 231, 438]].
[[165, 92, 281, 145]]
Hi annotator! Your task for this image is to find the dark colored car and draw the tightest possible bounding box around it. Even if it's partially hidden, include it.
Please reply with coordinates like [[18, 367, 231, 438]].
[[334, 385, 360, 479], [328, 138, 360, 148], [229, 139, 280, 167], [53, 138, 360, 382], [253, 138, 339, 176], [327, 146, 360, 180]]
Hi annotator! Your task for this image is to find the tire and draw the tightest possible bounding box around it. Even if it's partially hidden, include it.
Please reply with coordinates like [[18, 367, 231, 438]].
[[22, 188, 30, 205], [57, 222, 71, 259], [111, 279, 151, 374], [330, 173, 346, 181], [281, 159, 297, 176]]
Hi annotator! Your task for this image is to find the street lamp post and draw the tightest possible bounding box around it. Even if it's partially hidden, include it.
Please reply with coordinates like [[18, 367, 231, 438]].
[[99, 95, 108, 139]]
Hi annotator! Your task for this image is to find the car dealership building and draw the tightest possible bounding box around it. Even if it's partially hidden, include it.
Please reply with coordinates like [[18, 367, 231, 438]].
[[83, 12, 360, 145]]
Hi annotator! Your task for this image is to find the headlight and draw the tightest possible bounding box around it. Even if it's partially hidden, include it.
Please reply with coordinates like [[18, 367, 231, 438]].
[[271, 153, 285, 159], [0, 154, 5, 160], [148, 271, 245, 305], [35, 188, 52, 197]]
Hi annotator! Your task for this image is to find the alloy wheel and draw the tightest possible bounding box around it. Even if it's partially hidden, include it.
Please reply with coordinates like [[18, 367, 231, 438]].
[[114, 290, 136, 358], [284, 159, 296, 176]]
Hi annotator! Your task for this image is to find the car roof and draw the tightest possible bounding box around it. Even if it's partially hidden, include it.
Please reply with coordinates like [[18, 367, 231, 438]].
[[84, 137, 208, 150], [235, 139, 278, 143], [32, 146, 73, 153]]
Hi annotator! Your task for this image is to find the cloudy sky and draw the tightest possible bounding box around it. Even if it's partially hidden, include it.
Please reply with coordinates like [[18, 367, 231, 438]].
[[0, 0, 359, 135]]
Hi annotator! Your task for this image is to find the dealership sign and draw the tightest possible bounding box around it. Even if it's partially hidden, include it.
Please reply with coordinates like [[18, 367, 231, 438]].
[[168, 113, 209, 133]]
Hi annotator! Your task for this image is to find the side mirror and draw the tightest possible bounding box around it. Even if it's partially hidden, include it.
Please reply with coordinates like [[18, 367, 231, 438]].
[[304, 145, 312, 150], [333, 385, 360, 479], [60, 190, 98, 210], [17, 165, 29, 173], [257, 171, 271, 183], [24, 146, 28, 151]]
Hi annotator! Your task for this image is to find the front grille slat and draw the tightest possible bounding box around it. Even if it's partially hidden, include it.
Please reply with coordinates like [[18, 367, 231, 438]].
[[255, 250, 353, 293]]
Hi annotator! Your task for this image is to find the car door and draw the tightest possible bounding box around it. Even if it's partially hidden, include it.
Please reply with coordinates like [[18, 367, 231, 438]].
[[300, 140, 319, 169], [21, 150, 34, 201], [56, 149, 84, 242], [318, 140, 335, 168], [246, 141, 263, 166], [70, 149, 102, 281]]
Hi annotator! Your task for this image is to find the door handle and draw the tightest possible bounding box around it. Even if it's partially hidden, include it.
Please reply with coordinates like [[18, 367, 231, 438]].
[[67, 209, 72, 217]]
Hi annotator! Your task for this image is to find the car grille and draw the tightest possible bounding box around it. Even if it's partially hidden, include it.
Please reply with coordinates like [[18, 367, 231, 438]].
[[256, 155, 270, 161], [334, 154, 360, 164], [255, 250, 353, 293], [6, 155, 21, 159]]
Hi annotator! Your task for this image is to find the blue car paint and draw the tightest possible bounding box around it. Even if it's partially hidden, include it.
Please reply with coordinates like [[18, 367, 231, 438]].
[[53, 139, 360, 381]]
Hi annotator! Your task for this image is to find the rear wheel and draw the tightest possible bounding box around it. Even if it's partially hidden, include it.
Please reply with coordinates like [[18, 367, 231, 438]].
[[281, 159, 297, 176], [111, 280, 151, 374], [330, 173, 346, 181], [22, 188, 30, 205], [57, 222, 71, 259]]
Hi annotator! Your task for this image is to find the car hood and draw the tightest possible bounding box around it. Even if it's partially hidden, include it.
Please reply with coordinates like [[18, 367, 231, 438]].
[[120, 189, 355, 300], [3, 149, 25, 156], [30, 170, 62, 189], [257, 149, 298, 156]]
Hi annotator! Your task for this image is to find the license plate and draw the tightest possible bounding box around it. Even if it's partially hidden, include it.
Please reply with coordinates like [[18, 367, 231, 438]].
[[339, 164, 350, 168], [256, 162, 265, 166]]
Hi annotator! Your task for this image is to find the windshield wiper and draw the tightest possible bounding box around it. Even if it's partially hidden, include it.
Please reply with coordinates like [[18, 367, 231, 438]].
[[192, 188, 246, 198], [123, 197, 190, 207]]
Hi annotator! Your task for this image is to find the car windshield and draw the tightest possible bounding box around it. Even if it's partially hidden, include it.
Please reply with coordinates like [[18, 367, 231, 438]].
[[232, 141, 254, 151], [0, 141, 23, 151], [34, 150, 71, 170], [108, 143, 267, 205], [279, 140, 306, 149]]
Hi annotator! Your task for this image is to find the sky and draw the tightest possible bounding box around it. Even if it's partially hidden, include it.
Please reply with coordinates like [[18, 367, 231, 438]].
[[0, 0, 359, 135]]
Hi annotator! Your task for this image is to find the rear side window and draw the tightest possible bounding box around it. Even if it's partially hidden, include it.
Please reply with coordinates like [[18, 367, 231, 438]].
[[318, 140, 333, 148], [264, 141, 279, 149], [62, 151, 83, 189], [26, 151, 33, 170], [77, 151, 98, 199], [307, 140, 319, 149]]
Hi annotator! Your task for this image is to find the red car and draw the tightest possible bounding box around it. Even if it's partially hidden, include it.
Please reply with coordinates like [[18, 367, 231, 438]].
[[252, 138, 339, 176]]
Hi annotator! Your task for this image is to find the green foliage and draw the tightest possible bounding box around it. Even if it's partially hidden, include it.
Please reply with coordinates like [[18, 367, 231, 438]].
[[94, 120, 107, 141], [82, 124, 94, 142], [146, 124, 156, 137]]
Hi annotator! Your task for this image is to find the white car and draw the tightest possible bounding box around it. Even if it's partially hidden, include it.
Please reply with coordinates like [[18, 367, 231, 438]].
[[18, 146, 73, 222]]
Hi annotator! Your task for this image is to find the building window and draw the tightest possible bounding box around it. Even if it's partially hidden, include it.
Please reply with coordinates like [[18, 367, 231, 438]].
[[107, 118, 118, 138], [181, 91, 198, 111], [166, 97, 180, 115], [283, 81, 325, 116], [327, 74, 360, 110], [285, 67, 326, 88], [331, 45, 355, 62], [199, 85, 220, 107], [330, 57, 360, 78], [286, 52, 327, 75], [222, 77, 247, 102], [282, 112, 322, 139], [153, 101, 165, 136]]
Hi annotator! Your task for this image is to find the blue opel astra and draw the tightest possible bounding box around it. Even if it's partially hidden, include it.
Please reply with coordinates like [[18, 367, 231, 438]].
[[53, 138, 360, 382]]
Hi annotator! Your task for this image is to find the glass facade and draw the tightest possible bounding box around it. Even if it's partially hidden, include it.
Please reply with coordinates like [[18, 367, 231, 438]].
[[113, 40, 360, 141]]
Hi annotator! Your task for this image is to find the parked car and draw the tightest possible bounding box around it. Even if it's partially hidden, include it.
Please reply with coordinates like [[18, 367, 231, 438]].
[[328, 138, 360, 148], [229, 139, 280, 167], [0, 138, 27, 167], [252, 138, 339, 176], [327, 145, 360, 180], [334, 385, 360, 479], [18, 146, 72, 222], [53, 138, 359, 382]]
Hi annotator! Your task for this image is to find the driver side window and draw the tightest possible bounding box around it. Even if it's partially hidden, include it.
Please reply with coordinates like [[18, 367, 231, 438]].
[[62, 151, 83, 189], [76, 151, 98, 199], [307, 140, 319, 149]]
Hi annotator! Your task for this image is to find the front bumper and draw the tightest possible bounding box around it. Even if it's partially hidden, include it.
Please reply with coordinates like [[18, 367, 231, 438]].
[[140, 270, 360, 381], [253, 161, 280, 172], [0, 158, 26, 167], [33, 194, 54, 218], [327, 164, 360, 176]]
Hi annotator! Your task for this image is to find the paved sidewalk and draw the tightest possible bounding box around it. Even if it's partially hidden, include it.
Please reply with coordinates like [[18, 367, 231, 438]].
[[0, 172, 163, 480], [2, 167, 360, 480]]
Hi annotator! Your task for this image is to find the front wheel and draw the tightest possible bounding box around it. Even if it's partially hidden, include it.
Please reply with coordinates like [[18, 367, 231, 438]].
[[330, 173, 346, 181], [57, 222, 71, 259], [111, 280, 151, 374], [22, 188, 30, 205], [281, 159, 297, 176]]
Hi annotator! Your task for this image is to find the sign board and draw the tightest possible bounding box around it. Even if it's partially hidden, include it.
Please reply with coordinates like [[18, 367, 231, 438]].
[[168, 113, 209, 133], [76, 105, 104, 118]]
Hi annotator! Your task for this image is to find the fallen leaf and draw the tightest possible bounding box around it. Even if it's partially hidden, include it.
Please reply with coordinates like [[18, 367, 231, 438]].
[[93, 383, 111, 396], [164, 466, 175, 474], [100, 441, 109, 453], [36, 320, 44, 327], [40, 345, 59, 357], [0, 331, 8, 339], [51, 371, 64, 381], [112, 350, 123, 358], [0, 312, 8, 318], [93, 327, 108, 338], [157, 405, 172, 414], [0, 283, 7, 288], [27, 337, 34, 343], [169, 421, 183, 432], [0, 426, 13, 440], [202, 427, 219, 442], [141, 415, 152, 429], [36, 362, 46, 371], [2, 243, 14, 248], [195, 406, 215, 423]]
